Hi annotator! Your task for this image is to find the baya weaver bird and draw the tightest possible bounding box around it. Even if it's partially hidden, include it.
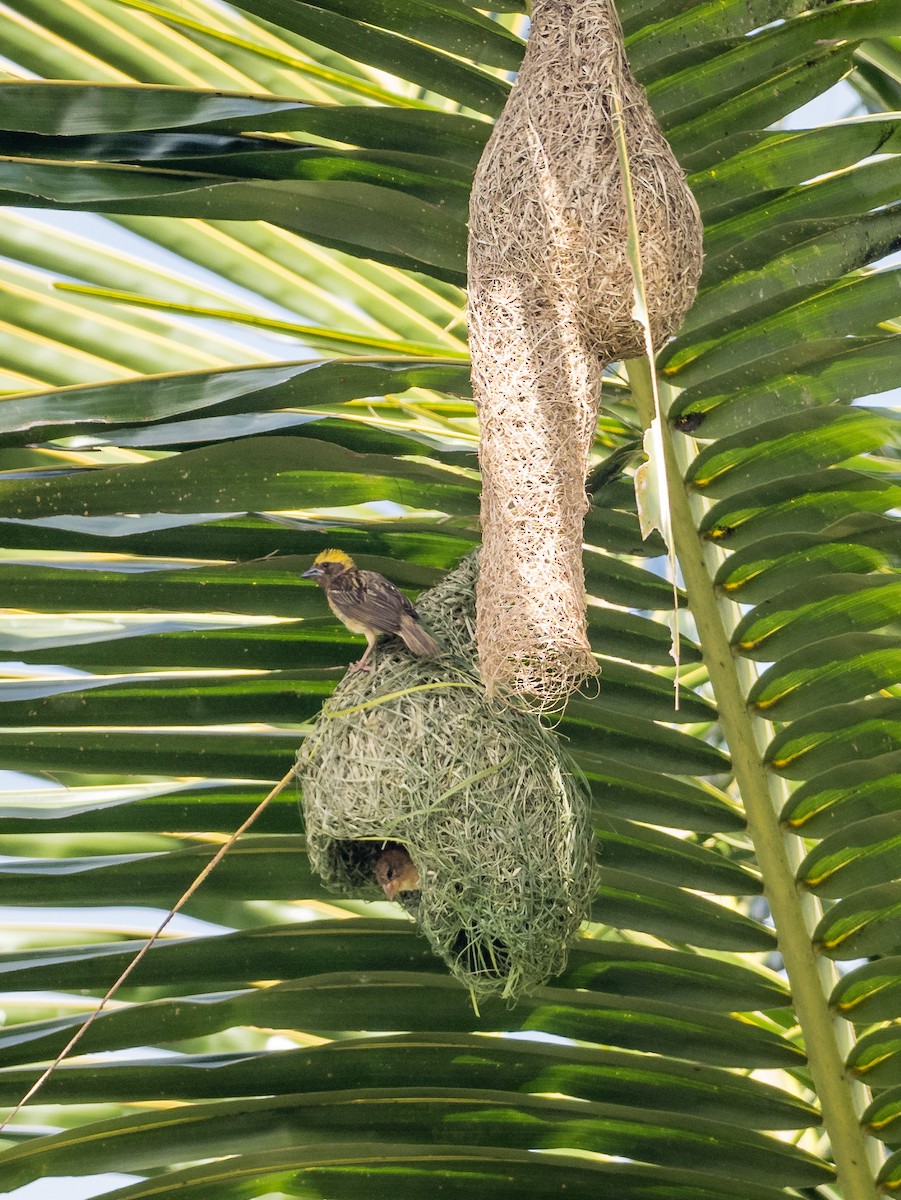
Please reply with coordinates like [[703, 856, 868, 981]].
[[302, 549, 441, 673], [373, 845, 421, 901]]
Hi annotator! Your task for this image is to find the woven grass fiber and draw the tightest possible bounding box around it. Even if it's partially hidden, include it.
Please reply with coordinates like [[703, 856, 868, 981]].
[[469, 0, 703, 711], [298, 551, 597, 1000]]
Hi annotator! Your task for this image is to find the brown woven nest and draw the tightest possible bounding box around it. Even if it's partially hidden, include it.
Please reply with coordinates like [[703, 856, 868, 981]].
[[298, 550, 598, 1000], [468, 0, 704, 710]]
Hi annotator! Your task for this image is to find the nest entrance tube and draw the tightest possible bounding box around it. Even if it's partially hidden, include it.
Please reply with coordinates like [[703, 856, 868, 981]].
[[298, 552, 597, 1001], [468, 0, 704, 710], [471, 288, 603, 708]]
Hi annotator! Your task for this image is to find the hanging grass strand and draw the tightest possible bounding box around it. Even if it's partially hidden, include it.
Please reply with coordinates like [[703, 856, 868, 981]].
[[0, 764, 298, 1133]]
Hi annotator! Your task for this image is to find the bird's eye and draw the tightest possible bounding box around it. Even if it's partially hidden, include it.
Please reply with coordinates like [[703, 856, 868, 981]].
[[386, 867, 397, 881]]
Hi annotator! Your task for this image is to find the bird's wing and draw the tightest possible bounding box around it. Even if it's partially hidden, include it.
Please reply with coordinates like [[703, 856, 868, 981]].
[[329, 570, 417, 634]]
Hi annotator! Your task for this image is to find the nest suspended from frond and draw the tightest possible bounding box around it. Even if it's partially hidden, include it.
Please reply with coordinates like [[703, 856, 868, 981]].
[[468, 0, 704, 710], [298, 551, 597, 1000]]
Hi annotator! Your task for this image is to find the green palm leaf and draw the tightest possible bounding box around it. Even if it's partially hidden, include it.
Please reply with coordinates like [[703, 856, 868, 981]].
[[0, 1, 897, 1198]]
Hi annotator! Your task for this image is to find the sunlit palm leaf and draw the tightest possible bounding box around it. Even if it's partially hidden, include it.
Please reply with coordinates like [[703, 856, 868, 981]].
[[0, 0, 898, 1197]]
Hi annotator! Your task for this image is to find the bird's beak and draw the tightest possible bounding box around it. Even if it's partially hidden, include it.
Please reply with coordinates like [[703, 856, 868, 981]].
[[301, 566, 320, 579], [381, 878, 401, 902]]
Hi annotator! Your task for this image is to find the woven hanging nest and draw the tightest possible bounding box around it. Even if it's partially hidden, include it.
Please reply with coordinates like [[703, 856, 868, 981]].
[[298, 551, 597, 1000], [469, 0, 704, 711]]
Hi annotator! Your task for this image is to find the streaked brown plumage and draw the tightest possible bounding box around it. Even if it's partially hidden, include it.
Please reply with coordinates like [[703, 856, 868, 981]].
[[302, 549, 441, 673], [373, 846, 421, 901]]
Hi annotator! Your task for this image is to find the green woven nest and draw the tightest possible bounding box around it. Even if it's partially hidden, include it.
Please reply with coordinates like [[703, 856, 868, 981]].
[[297, 550, 597, 1000]]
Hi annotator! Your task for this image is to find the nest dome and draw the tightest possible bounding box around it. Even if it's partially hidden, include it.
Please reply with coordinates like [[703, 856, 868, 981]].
[[298, 551, 597, 999]]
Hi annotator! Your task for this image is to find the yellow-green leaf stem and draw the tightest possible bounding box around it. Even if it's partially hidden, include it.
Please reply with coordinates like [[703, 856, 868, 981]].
[[626, 355, 880, 1200]]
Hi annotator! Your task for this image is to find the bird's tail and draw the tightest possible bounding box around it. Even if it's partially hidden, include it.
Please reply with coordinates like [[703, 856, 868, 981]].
[[398, 615, 442, 658]]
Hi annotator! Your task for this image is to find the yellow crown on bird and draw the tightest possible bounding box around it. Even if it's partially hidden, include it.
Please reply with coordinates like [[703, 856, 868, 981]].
[[313, 548, 355, 568]]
